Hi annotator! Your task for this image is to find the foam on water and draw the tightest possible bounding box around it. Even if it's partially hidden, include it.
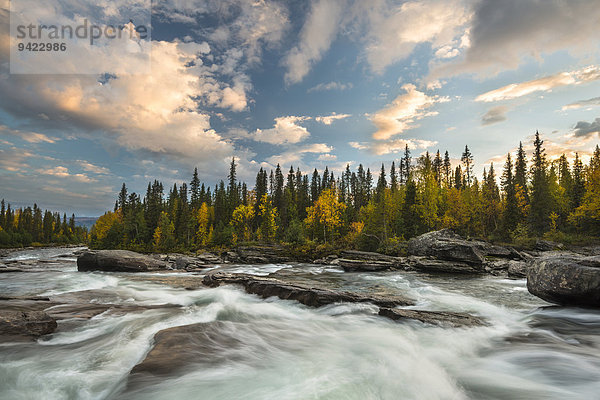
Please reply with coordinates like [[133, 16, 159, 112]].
[[2, 248, 600, 399]]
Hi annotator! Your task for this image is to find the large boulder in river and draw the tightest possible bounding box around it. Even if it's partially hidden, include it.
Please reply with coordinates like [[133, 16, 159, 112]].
[[527, 254, 600, 307], [407, 229, 485, 265], [77, 250, 169, 272]]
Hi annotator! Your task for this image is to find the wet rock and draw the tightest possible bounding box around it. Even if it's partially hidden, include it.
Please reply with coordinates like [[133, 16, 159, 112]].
[[407, 229, 486, 265], [313, 254, 339, 265], [378, 308, 486, 328], [535, 239, 564, 252], [337, 250, 403, 272], [0, 310, 57, 340], [507, 260, 529, 279], [0, 267, 23, 273], [403, 256, 485, 274], [527, 254, 600, 307], [130, 321, 244, 376], [77, 250, 169, 272], [203, 272, 414, 307], [224, 245, 291, 264]]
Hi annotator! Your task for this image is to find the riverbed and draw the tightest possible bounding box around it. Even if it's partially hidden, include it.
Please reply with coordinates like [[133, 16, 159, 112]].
[[1, 247, 600, 399]]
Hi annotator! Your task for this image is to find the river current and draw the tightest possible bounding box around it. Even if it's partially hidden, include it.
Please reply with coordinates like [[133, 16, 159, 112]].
[[1, 247, 600, 399]]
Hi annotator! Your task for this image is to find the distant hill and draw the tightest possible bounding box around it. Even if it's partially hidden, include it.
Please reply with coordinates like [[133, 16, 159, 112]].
[[75, 217, 98, 230]]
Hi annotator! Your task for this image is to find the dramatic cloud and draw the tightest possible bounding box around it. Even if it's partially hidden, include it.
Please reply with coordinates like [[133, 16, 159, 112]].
[[370, 84, 449, 140], [430, 0, 600, 79], [283, 0, 345, 84], [308, 81, 353, 93], [475, 66, 600, 103], [573, 118, 600, 138], [315, 113, 351, 125], [481, 106, 508, 126], [360, 0, 471, 73], [253, 116, 311, 145], [563, 97, 600, 111]]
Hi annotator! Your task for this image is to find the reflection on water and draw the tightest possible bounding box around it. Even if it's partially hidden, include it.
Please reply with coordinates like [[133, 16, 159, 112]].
[[1, 247, 600, 399]]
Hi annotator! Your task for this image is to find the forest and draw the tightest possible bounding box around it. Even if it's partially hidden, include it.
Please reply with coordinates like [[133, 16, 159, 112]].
[[0, 201, 88, 247], [84, 131, 599, 253]]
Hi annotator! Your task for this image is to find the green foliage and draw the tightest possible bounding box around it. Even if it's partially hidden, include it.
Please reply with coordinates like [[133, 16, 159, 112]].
[[87, 133, 599, 253]]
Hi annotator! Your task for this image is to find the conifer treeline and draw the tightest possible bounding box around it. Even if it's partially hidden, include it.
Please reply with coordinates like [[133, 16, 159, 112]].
[[0, 201, 87, 247], [91, 132, 600, 252]]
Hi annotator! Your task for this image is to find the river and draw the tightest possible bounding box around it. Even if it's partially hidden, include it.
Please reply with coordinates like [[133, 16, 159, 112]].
[[1, 247, 600, 399]]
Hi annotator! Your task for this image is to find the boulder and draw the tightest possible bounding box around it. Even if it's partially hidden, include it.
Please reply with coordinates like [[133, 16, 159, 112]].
[[0, 311, 57, 340], [203, 272, 414, 307], [407, 229, 485, 265], [527, 254, 600, 307], [77, 250, 169, 272], [507, 260, 529, 279], [130, 321, 243, 376], [378, 308, 486, 328]]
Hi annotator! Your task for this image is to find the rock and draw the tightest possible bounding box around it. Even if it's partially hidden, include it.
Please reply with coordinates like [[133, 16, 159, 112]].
[[336, 250, 403, 272], [130, 321, 243, 376], [535, 239, 564, 252], [312, 254, 339, 265], [77, 250, 169, 272], [0, 268, 23, 273], [0, 311, 57, 340], [203, 272, 414, 308], [338, 259, 395, 272], [403, 256, 485, 274], [407, 229, 485, 265], [378, 308, 486, 328], [196, 252, 222, 264], [527, 254, 600, 306], [507, 260, 529, 279], [225, 245, 291, 264]]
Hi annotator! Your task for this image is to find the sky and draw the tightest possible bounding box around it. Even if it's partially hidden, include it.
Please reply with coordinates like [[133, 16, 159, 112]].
[[0, 0, 599, 216]]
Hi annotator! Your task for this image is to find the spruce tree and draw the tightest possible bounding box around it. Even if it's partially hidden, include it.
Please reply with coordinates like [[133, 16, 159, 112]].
[[529, 131, 553, 234], [501, 153, 519, 233], [461, 145, 474, 186]]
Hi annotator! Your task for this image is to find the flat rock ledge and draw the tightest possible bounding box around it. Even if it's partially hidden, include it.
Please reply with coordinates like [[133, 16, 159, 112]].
[[527, 253, 600, 307], [0, 310, 57, 341], [77, 250, 169, 272], [203, 272, 414, 308], [378, 308, 486, 328]]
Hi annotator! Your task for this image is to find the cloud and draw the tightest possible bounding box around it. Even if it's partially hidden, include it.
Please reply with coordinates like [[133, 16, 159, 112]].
[[37, 166, 96, 183], [563, 97, 600, 111], [266, 143, 333, 166], [370, 84, 449, 140], [315, 113, 351, 125], [253, 116, 311, 145], [308, 81, 353, 93], [283, 0, 345, 84], [0, 125, 58, 143], [0, 146, 33, 172], [77, 160, 110, 175], [359, 0, 472, 73], [475, 66, 600, 103], [572, 117, 600, 139], [430, 0, 600, 79], [481, 106, 508, 126], [350, 138, 436, 155], [318, 153, 337, 161]]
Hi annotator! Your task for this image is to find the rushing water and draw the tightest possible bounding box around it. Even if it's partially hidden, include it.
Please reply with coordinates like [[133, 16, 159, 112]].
[[1, 248, 600, 400]]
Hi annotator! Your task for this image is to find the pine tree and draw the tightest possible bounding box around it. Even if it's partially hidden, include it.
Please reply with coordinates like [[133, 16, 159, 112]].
[[443, 151, 452, 187], [529, 131, 553, 234], [501, 153, 519, 233], [390, 162, 398, 192], [461, 145, 474, 186], [433, 150, 442, 186], [514, 141, 529, 202], [190, 168, 201, 209]]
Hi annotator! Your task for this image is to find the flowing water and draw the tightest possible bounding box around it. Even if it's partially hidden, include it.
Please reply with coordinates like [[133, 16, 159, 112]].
[[1, 247, 600, 400]]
